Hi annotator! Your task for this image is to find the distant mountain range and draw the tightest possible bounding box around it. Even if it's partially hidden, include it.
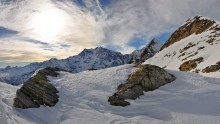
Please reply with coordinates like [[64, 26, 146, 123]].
[[0, 47, 131, 85], [4, 15, 220, 85], [0, 40, 162, 85]]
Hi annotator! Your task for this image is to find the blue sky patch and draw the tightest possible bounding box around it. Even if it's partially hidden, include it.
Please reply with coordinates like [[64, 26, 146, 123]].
[[156, 32, 172, 44], [0, 26, 18, 37], [99, 0, 114, 7]]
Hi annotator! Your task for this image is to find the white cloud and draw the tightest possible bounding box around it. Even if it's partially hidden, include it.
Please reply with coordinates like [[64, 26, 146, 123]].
[[0, 0, 220, 63], [101, 0, 220, 53]]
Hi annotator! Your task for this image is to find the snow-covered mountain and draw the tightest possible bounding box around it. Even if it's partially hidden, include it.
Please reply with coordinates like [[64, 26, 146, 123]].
[[131, 38, 163, 63], [145, 16, 220, 76], [0, 47, 132, 85]]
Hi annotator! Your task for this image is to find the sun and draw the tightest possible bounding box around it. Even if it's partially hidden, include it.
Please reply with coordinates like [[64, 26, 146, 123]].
[[30, 8, 68, 40]]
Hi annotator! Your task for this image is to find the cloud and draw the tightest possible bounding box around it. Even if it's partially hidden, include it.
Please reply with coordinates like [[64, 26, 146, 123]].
[[101, 0, 220, 52], [0, 0, 220, 64]]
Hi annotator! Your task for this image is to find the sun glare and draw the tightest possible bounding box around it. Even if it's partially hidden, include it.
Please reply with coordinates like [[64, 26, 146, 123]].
[[30, 8, 68, 40]]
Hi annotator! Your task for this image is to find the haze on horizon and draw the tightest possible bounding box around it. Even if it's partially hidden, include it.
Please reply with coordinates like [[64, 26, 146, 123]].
[[0, 0, 220, 68]]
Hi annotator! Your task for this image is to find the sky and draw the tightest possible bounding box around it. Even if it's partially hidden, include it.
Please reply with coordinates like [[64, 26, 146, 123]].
[[0, 0, 220, 68]]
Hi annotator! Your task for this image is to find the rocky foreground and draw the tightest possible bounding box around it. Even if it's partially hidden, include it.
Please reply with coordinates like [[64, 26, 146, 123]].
[[108, 64, 176, 107], [13, 67, 60, 108]]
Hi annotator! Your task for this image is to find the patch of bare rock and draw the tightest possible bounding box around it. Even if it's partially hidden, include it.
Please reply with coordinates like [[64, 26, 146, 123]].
[[13, 67, 60, 109], [179, 57, 204, 71], [108, 64, 176, 107], [160, 16, 215, 51], [202, 61, 220, 73]]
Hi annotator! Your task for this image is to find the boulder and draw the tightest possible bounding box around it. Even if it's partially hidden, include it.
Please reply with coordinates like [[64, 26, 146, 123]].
[[117, 85, 144, 100], [13, 67, 60, 109], [108, 64, 176, 107]]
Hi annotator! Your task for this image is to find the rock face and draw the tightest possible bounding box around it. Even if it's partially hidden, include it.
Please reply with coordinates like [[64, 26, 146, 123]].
[[160, 16, 215, 51], [13, 67, 60, 109], [108, 64, 176, 107], [179, 57, 204, 71]]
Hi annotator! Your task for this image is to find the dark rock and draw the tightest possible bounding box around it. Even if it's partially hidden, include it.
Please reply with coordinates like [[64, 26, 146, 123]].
[[13, 67, 60, 109], [116, 85, 144, 100], [88, 68, 98, 71], [139, 65, 176, 91], [180, 42, 196, 53], [108, 96, 130, 107], [108, 64, 176, 107], [198, 46, 205, 50], [206, 38, 215, 44]]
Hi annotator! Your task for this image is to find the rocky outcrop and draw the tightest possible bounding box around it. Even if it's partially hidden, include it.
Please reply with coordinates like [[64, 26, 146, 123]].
[[160, 16, 215, 51], [108, 64, 176, 107], [179, 57, 204, 71], [13, 67, 60, 109], [202, 61, 220, 73]]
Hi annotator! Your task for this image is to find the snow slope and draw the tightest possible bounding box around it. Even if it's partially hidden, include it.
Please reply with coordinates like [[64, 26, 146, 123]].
[[1, 64, 220, 124], [144, 16, 220, 76]]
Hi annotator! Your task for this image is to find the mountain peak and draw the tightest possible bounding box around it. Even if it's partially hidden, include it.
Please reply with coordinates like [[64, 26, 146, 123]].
[[147, 38, 162, 48], [130, 38, 162, 64], [0, 46, 132, 85], [160, 15, 216, 51], [79, 47, 117, 56], [145, 16, 220, 75], [151, 38, 159, 42], [187, 15, 214, 22]]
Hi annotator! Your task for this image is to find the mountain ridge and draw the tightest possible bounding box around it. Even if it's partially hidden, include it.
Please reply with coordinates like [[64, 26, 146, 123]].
[[0, 47, 132, 85], [145, 15, 220, 75], [131, 38, 162, 63], [160, 15, 216, 51], [0, 38, 162, 85]]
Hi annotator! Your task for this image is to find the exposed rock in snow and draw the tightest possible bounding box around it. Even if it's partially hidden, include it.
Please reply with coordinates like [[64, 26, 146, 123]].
[[108, 64, 176, 106], [179, 57, 204, 72], [160, 15, 215, 51], [202, 61, 220, 73], [130, 38, 162, 64], [0, 47, 132, 85], [13, 67, 60, 108]]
